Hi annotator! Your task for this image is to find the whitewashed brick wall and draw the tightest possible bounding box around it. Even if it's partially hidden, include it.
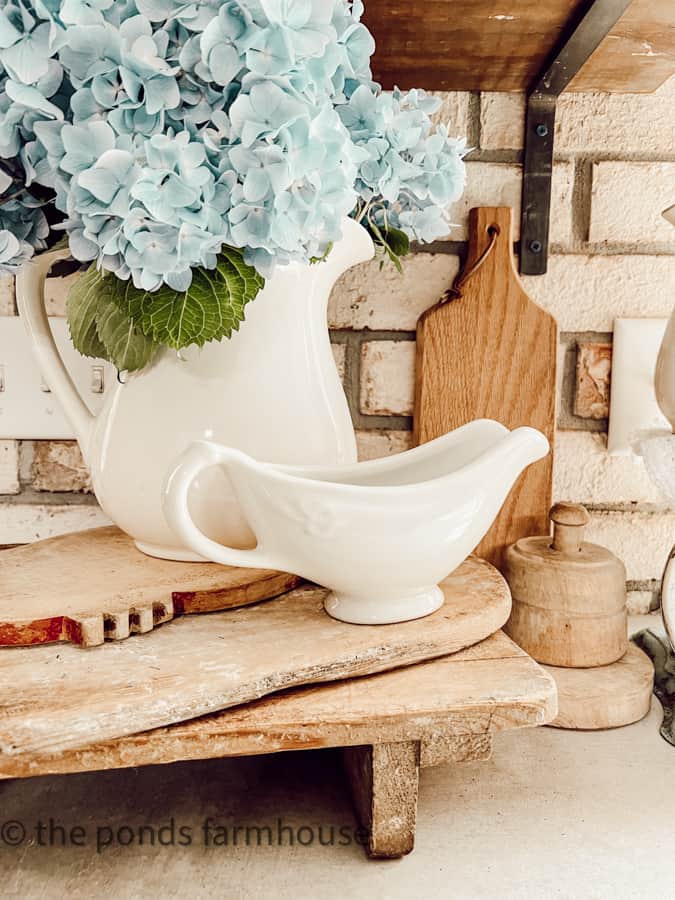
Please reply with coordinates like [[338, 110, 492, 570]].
[[589, 162, 675, 244], [2, 78, 674, 617]]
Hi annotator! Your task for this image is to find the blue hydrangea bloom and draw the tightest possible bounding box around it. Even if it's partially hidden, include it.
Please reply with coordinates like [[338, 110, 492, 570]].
[[339, 85, 467, 243], [0, 0, 466, 283]]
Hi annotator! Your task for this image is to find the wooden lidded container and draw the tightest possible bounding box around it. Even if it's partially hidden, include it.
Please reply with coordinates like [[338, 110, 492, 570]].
[[504, 503, 628, 668]]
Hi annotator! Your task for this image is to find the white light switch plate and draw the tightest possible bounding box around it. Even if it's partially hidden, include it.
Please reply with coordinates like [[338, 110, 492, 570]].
[[608, 317, 670, 456], [0, 317, 114, 440]]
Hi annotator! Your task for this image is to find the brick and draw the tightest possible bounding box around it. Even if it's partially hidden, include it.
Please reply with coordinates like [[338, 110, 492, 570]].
[[480, 76, 675, 153], [479, 93, 524, 151], [331, 342, 346, 382], [554, 431, 669, 508], [0, 274, 15, 315], [585, 510, 675, 581], [522, 255, 675, 332], [18, 440, 34, 483], [454, 162, 573, 244], [45, 272, 79, 316], [574, 342, 612, 419], [329, 254, 459, 330], [360, 341, 415, 416], [356, 429, 412, 461], [429, 91, 471, 137], [32, 441, 92, 493], [0, 501, 110, 544], [590, 162, 675, 244], [0, 440, 20, 494], [626, 591, 656, 616]]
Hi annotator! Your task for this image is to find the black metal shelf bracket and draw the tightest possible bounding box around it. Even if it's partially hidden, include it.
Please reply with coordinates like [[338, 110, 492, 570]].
[[520, 0, 632, 275]]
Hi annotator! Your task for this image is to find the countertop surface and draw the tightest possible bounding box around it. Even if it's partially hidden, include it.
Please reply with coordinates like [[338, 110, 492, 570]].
[[2, 614, 674, 900]]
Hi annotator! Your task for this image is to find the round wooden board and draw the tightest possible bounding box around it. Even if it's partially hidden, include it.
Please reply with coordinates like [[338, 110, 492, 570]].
[[0, 527, 301, 647], [544, 644, 654, 730]]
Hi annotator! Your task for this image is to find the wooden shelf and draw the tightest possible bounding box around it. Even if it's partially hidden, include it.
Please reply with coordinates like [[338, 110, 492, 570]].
[[363, 0, 675, 93]]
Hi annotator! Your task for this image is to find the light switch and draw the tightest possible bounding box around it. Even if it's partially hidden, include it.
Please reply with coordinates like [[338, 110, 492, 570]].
[[608, 318, 670, 456], [0, 317, 114, 439]]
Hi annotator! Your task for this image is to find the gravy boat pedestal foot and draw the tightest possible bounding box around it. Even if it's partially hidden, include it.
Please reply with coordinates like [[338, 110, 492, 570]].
[[325, 585, 444, 626], [163, 420, 550, 626]]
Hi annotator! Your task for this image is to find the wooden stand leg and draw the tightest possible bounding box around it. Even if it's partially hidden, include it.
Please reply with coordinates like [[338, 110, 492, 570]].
[[342, 741, 420, 859]]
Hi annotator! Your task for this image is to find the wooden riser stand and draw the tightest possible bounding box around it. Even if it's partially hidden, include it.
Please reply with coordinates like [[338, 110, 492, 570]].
[[0, 632, 557, 859]]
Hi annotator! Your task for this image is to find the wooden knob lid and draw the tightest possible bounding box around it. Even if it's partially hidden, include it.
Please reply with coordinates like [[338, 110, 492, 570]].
[[550, 503, 590, 553]]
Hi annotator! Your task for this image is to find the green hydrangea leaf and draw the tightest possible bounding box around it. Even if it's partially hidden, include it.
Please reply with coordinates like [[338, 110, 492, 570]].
[[95, 301, 159, 373], [66, 264, 109, 360], [111, 248, 265, 350], [383, 227, 410, 259], [67, 264, 159, 371], [366, 221, 410, 274]]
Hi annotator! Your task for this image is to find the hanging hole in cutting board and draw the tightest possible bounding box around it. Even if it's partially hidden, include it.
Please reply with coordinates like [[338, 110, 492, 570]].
[[442, 224, 500, 304]]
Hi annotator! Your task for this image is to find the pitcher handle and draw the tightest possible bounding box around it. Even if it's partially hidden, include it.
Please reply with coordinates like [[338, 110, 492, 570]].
[[662, 545, 675, 650], [16, 250, 95, 459], [163, 442, 283, 571]]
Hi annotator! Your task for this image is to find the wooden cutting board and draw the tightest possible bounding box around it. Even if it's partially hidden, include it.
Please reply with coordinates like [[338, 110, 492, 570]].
[[0, 527, 301, 647], [0, 556, 511, 756], [414, 207, 558, 570]]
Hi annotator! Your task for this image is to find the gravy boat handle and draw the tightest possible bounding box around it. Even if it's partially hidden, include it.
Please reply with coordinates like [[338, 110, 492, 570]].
[[163, 442, 281, 571]]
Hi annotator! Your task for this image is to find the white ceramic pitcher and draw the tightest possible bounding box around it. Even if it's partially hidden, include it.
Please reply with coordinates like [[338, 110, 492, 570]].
[[16, 218, 374, 560]]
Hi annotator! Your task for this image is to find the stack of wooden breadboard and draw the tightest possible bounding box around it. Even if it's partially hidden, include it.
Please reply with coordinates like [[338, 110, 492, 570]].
[[0, 526, 557, 858]]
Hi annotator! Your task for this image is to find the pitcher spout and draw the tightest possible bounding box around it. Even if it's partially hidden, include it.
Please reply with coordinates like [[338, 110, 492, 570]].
[[323, 217, 375, 279]]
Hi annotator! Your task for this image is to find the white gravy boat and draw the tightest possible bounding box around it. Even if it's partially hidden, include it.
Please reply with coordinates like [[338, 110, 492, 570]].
[[163, 420, 550, 624]]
